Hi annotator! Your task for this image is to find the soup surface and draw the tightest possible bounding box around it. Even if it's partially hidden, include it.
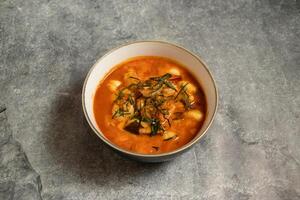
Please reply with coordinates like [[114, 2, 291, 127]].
[[93, 56, 206, 154]]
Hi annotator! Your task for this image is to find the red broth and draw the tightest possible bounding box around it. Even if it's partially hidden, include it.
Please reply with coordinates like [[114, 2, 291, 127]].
[[93, 56, 206, 154]]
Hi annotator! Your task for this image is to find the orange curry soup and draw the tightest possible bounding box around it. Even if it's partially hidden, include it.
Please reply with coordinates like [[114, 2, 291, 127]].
[[93, 56, 206, 154]]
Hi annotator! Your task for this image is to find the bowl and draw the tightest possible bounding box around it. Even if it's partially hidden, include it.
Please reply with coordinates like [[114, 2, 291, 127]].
[[82, 41, 218, 162]]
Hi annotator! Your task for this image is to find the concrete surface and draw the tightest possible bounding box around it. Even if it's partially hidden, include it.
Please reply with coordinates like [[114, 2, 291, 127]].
[[0, 0, 299, 199]]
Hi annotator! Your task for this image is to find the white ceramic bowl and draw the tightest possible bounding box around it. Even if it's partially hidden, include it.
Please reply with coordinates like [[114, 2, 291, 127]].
[[82, 41, 218, 162]]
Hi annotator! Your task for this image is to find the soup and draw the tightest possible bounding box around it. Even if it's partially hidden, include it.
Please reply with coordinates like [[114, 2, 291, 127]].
[[93, 56, 206, 154]]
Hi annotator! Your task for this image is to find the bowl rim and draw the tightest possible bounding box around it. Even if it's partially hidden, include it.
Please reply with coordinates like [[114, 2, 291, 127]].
[[82, 40, 218, 158]]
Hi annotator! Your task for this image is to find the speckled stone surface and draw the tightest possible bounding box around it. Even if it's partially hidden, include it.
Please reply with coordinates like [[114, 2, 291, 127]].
[[0, 0, 299, 199]]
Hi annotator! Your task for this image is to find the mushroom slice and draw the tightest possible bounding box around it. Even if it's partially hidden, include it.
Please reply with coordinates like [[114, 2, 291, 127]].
[[163, 131, 177, 141]]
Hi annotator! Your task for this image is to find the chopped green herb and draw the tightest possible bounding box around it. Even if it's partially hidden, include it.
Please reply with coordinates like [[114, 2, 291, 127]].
[[150, 119, 161, 136], [160, 73, 172, 81], [175, 83, 189, 99], [128, 95, 135, 105], [114, 90, 124, 102], [112, 108, 131, 118], [163, 80, 177, 91]]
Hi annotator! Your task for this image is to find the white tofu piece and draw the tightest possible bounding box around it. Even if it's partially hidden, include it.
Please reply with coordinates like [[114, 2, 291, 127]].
[[168, 68, 181, 76], [107, 80, 121, 92], [185, 109, 204, 121], [179, 81, 197, 93]]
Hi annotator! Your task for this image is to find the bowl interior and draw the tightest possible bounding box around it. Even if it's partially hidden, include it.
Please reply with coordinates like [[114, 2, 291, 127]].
[[83, 41, 217, 155]]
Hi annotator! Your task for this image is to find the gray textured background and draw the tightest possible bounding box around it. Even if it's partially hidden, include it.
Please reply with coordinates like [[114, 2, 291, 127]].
[[0, 0, 299, 199]]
